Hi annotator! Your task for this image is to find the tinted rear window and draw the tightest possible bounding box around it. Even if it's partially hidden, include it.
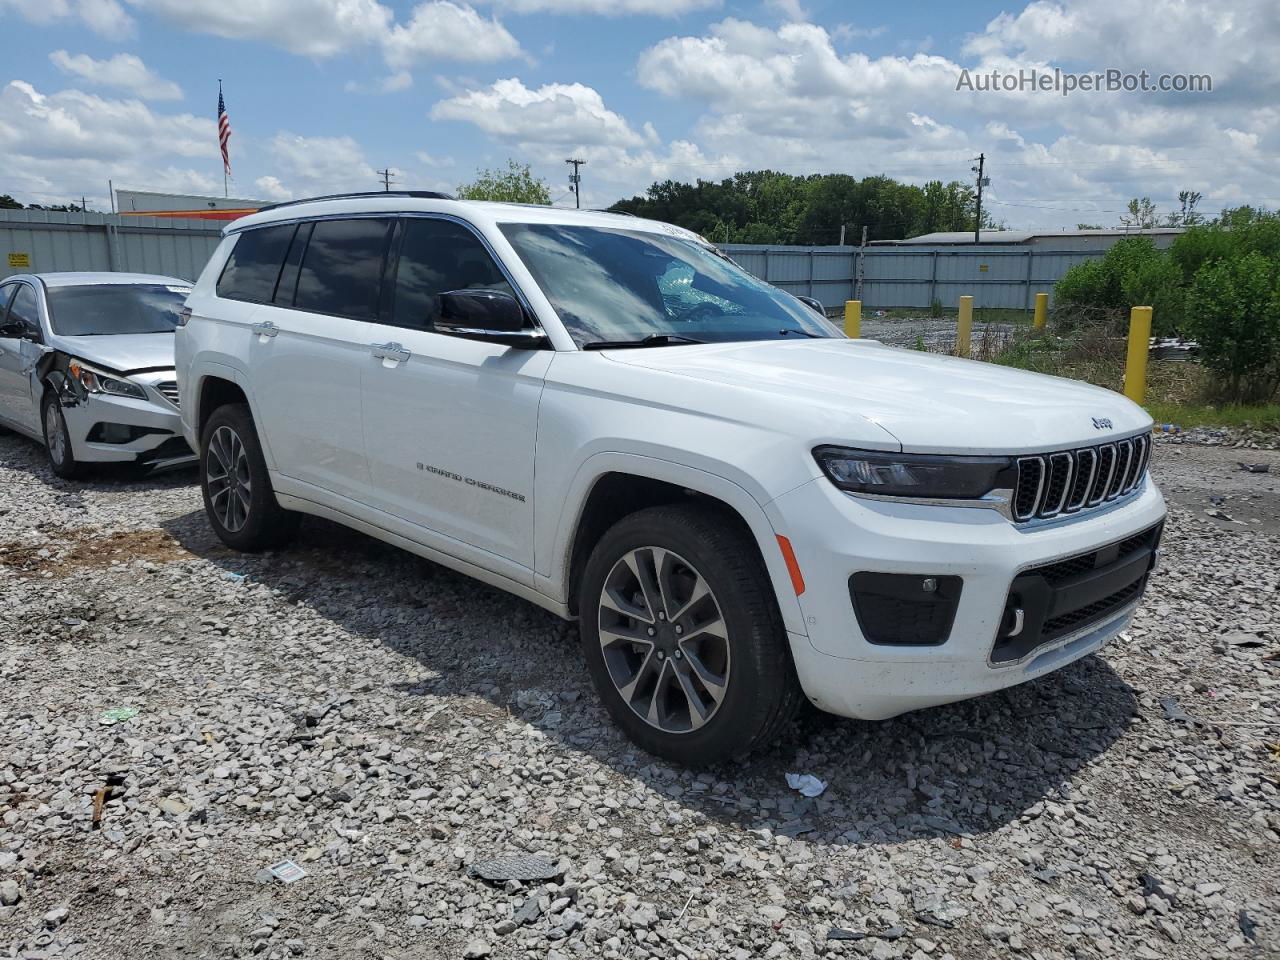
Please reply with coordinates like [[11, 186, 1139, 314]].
[[294, 218, 392, 321], [217, 224, 295, 303]]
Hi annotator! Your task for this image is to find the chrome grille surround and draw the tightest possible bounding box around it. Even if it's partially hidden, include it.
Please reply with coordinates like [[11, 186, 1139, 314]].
[[1013, 433, 1150, 522]]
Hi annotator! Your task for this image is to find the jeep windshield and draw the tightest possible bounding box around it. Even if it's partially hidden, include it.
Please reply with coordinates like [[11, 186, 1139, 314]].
[[499, 223, 839, 348]]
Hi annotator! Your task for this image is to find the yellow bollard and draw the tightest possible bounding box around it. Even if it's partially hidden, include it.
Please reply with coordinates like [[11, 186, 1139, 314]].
[[956, 296, 973, 357], [1124, 306, 1152, 404], [844, 300, 861, 339], [1033, 292, 1048, 330]]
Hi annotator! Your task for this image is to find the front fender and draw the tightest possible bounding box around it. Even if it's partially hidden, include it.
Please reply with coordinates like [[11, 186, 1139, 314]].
[[535, 451, 808, 637]]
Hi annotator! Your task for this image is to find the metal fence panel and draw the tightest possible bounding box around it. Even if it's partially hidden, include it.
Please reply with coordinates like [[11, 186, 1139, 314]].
[[1, 209, 223, 281]]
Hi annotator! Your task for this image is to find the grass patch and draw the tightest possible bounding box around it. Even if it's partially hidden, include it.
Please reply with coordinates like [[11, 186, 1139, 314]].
[[990, 326, 1279, 434]]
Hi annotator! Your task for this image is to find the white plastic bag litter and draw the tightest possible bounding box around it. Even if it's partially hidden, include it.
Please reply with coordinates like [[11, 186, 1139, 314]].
[[785, 773, 828, 798]]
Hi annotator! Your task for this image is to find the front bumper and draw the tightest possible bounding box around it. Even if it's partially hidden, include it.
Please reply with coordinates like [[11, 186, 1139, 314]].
[[768, 473, 1167, 720], [60, 374, 194, 468]]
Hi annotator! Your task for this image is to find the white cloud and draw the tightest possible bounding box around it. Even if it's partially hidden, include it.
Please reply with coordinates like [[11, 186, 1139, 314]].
[[630, 13, 1280, 228], [483, 0, 718, 14], [0, 80, 218, 207], [263, 132, 381, 196], [384, 1, 523, 68], [0, 0, 133, 37], [254, 175, 293, 201], [126, 0, 391, 57], [49, 50, 183, 101], [431, 78, 646, 147], [121, 0, 523, 69]]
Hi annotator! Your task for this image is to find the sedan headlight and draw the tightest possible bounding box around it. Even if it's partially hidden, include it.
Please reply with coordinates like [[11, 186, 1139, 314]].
[[813, 446, 1015, 499], [67, 359, 148, 401]]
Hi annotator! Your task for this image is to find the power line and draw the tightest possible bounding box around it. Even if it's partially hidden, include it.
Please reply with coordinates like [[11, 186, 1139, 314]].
[[376, 168, 397, 192]]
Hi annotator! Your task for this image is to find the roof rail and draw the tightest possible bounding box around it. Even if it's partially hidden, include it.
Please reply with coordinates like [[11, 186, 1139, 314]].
[[590, 208, 636, 217], [257, 190, 455, 212]]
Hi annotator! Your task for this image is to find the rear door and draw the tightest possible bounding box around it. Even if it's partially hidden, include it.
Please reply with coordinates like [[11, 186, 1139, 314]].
[[359, 215, 552, 570], [0, 282, 42, 432], [231, 217, 391, 502]]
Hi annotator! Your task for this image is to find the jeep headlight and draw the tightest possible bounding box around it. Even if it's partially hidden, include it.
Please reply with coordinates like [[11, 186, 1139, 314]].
[[813, 446, 1015, 499], [67, 359, 148, 401]]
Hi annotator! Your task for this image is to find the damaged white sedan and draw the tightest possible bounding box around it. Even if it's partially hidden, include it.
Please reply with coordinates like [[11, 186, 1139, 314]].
[[0, 272, 194, 477]]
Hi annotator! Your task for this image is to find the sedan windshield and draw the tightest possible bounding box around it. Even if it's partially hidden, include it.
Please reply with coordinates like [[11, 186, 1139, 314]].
[[499, 223, 838, 347], [47, 284, 190, 336]]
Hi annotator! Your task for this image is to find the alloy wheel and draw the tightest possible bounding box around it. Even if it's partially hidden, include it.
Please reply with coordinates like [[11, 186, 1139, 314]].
[[44, 402, 67, 467], [206, 425, 252, 532], [597, 546, 731, 734]]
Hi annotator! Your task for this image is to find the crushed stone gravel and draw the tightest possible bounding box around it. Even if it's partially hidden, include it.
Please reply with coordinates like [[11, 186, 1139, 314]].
[[1, 428, 1276, 960]]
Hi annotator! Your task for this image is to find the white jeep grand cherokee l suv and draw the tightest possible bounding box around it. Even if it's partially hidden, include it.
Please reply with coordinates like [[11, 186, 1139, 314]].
[[176, 191, 1166, 765]]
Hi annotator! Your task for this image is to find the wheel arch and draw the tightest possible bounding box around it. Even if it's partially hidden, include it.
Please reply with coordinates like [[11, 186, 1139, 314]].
[[548, 454, 807, 636], [195, 374, 250, 440]]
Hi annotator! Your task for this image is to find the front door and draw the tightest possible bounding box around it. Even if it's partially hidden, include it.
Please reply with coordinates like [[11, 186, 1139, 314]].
[[0, 283, 42, 432], [360, 216, 551, 571]]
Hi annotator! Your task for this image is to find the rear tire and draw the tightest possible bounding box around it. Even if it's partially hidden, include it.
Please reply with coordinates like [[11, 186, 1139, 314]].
[[577, 503, 803, 766], [199, 403, 299, 551], [42, 391, 85, 480]]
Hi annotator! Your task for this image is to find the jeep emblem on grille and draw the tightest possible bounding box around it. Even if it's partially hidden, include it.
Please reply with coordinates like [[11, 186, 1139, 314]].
[[1091, 417, 1113, 430]]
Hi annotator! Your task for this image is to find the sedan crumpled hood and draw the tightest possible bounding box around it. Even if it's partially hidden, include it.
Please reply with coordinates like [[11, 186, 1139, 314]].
[[602, 337, 1152, 454], [54, 332, 176, 374]]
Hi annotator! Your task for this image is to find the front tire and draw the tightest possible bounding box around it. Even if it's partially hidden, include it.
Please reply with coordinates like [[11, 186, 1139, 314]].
[[199, 403, 299, 551], [42, 391, 84, 480], [578, 504, 803, 765]]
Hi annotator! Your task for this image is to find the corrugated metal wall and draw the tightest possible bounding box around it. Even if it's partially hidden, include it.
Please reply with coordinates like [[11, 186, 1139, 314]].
[[722, 242, 1110, 310], [0, 209, 223, 282], [2, 211, 1109, 311]]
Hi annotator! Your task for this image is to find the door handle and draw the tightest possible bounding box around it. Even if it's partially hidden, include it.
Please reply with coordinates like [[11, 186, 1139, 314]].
[[371, 341, 410, 363], [252, 320, 278, 338]]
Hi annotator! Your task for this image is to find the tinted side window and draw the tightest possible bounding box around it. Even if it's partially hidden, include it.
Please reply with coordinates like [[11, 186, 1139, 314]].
[[294, 218, 392, 321], [217, 224, 295, 303], [390, 218, 513, 331], [7, 284, 41, 339], [0, 286, 15, 322], [273, 222, 313, 307]]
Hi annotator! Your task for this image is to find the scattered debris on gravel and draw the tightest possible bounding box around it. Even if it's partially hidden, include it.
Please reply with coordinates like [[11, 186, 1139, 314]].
[[1, 429, 1276, 959]]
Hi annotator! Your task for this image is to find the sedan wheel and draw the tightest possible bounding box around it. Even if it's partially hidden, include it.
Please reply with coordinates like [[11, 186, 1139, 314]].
[[598, 546, 731, 734]]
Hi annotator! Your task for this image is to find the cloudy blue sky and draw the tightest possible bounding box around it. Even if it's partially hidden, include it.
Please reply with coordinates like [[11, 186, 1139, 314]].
[[0, 0, 1274, 230]]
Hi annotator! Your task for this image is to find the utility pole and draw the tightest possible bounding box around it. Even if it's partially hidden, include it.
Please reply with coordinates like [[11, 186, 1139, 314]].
[[377, 168, 397, 192], [565, 158, 586, 209], [971, 153, 986, 243]]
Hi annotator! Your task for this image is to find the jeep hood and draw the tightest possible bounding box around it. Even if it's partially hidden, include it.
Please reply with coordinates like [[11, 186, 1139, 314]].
[[55, 332, 176, 374], [602, 338, 1152, 454]]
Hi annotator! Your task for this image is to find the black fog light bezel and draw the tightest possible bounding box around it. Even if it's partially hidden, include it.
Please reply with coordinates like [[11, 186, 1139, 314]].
[[848, 572, 964, 646]]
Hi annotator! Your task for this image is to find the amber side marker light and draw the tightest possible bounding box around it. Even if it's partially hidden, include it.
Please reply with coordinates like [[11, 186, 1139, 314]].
[[776, 535, 806, 596]]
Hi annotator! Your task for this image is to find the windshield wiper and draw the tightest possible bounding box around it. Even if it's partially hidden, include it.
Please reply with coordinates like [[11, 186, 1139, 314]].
[[582, 333, 707, 350], [776, 328, 821, 338]]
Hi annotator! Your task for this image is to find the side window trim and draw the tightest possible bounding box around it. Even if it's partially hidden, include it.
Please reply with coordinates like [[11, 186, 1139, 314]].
[[384, 212, 542, 337]]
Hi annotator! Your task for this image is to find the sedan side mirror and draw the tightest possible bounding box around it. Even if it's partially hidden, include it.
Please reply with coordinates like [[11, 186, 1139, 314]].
[[0, 320, 38, 342], [796, 295, 826, 316]]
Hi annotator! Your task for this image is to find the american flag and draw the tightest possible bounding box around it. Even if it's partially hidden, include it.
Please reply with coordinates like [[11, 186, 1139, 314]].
[[217, 86, 232, 177]]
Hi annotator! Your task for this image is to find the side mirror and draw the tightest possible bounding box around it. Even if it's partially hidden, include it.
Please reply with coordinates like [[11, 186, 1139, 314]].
[[0, 320, 36, 341], [796, 295, 826, 316], [438, 289, 525, 333]]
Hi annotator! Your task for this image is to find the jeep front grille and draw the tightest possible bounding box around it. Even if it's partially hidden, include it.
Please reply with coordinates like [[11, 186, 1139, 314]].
[[1012, 434, 1150, 522]]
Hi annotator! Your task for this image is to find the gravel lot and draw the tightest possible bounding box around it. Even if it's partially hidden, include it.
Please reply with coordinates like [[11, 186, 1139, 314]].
[[1, 428, 1277, 960]]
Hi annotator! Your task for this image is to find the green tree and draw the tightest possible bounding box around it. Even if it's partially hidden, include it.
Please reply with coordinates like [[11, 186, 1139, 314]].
[[0, 194, 22, 209], [1120, 197, 1159, 229], [456, 160, 550, 204], [1185, 252, 1280, 402]]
